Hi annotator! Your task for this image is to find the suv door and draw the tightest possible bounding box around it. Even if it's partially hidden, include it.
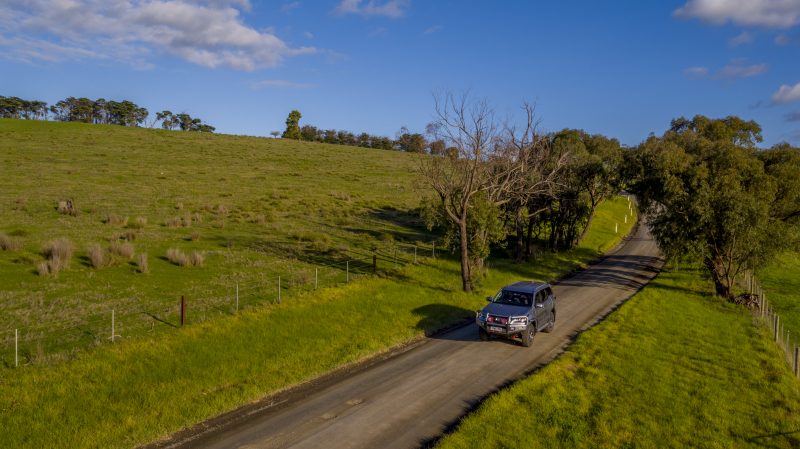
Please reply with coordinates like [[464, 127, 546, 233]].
[[533, 290, 548, 330]]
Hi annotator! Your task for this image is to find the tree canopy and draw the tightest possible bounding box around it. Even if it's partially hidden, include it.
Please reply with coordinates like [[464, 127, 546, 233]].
[[629, 115, 800, 301]]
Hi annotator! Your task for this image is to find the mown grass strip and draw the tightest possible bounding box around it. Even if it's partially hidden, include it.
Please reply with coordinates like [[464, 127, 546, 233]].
[[436, 266, 800, 449]]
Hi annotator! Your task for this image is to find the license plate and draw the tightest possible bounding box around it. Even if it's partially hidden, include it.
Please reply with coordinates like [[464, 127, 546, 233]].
[[488, 326, 504, 333]]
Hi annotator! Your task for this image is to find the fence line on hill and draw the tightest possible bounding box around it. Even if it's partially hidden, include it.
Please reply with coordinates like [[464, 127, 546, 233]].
[[745, 270, 799, 379], [0, 240, 442, 370]]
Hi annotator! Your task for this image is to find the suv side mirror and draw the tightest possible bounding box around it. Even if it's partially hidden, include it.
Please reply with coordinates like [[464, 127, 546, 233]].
[[486, 296, 492, 302], [534, 302, 544, 308]]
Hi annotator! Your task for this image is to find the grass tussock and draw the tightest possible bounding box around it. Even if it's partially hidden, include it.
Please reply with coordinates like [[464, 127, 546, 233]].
[[0, 232, 22, 251], [189, 231, 200, 241], [166, 248, 205, 267], [109, 241, 135, 259], [136, 253, 149, 274], [103, 214, 128, 226], [40, 238, 74, 275], [87, 244, 107, 268], [128, 216, 147, 229]]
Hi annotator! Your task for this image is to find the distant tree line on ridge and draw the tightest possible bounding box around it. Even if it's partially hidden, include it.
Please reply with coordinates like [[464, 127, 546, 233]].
[[279, 109, 439, 153], [0, 95, 214, 132]]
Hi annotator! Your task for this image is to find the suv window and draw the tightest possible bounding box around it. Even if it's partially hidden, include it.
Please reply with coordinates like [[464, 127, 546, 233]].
[[544, 287, 553, 298], [535, 291, 545, 304], [495, 290, 533, 306]]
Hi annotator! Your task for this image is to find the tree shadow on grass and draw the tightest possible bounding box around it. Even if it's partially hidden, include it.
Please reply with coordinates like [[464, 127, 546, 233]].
[[412, 303, 477, 337]]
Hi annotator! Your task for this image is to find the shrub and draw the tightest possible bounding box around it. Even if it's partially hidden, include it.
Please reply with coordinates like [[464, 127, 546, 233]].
[[109, 241, 135, 259], [87, 244, 107, 268], [42, 238, 74, 273], [103, 214, 129, 226], [136, 253, 149, 274], [0, 232, 22, 251]]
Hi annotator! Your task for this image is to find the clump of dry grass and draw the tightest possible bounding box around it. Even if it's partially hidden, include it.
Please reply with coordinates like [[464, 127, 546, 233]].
[[128, 216, 147, 229], [110, 231, 137, 241], [40, 238, 74, 275], [166, 248, 204, 267], [109, 241, 135, 259], [166, 215, 196, 228], [136, 253, 149, 273], [189, 231, 200, 241], [0, 232, 23, 251], [56, 199, 77, 216], [188, 251, 205, 267], [87, 244, 108, 268], [104, 214, 129, 226]]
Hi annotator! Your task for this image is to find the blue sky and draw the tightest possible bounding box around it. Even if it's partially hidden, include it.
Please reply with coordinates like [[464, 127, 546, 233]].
[[2, 0, 800, 146]]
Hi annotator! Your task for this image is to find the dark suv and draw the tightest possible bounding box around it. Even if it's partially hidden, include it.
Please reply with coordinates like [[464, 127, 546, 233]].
[[476, 281, 556, 347]]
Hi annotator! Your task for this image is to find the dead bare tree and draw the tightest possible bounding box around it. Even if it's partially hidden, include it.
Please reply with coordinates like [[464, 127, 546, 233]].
[[419, 93, 567, 291]]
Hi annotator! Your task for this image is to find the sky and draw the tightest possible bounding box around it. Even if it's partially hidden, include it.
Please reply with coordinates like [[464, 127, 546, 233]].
[[2, 0, 800, 147]]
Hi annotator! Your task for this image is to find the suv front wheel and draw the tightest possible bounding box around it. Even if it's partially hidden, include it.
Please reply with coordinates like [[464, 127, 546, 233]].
[[521, 325, 535, 347]]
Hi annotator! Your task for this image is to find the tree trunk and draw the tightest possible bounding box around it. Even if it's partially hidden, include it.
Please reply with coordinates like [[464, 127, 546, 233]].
[[704, 256, 732, 300], [576, 203, 597, 245], [458, 218, 472, 292], [514, 212, 525, 263], [525, 216, 535, 260]]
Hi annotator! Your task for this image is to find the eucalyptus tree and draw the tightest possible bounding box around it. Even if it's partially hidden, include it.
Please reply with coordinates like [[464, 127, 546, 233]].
[[630, 115, 800, 301]]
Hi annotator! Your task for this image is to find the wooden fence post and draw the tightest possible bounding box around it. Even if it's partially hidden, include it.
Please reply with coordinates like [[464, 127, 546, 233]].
[[372, 254, 377, 274], [180, 295, 186, 326], [278, 277, 281, 304], [775, 315, 780, 342]]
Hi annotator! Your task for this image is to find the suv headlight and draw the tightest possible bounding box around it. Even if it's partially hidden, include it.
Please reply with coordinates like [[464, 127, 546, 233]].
[[509, 316, 528, 325], [476, 311, 485, 321]]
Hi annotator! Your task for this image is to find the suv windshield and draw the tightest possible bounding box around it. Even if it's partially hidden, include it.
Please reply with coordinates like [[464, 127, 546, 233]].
[[493, 290, 533, 307]]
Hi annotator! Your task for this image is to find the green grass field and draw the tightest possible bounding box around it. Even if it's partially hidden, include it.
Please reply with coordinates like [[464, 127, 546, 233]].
[[0, 119, 636, 448], [760, 252, 800, 340], [0, 118, 428, 362], [436, 266, 800, 449]]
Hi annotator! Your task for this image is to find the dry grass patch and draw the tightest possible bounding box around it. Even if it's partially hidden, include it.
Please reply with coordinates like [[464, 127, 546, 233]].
[[128, 216, 147, 229], [166, 248, 204, 267], [136, 253, 149, 273], [0, 232, 22, 251], [40, 238, 74, 275], [87, 244, 108, 268], [103, 214, 129, 226], [109, 241, 135, 259]]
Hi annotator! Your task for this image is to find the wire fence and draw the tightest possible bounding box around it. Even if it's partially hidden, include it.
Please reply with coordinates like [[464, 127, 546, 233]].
[[0, 240, 443, 370], [742, 270, 799, 379]]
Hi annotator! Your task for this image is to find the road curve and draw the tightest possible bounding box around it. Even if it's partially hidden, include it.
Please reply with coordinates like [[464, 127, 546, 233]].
[[164, 223, 662, 449]]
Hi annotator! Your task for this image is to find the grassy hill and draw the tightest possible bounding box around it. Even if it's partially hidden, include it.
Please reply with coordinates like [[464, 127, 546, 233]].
[[0, 118, 426, 362], [435, 266, 800, 449], [760, 252, 800, 340], [0, 119, 637, 448]]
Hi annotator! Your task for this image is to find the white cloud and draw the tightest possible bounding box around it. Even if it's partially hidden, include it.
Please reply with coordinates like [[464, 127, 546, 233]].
[[684, 60, 767, 79], [251, 79, 315, 89], [304, 31, 314, 39], [772, 82, 800, 103], [281, 2, 300, 13], [684, 66, 710, 77], [716, 60, 768, 78], [0, 0, 315, 71], [674, 0, 800, 28], [423, 25, 442, 35], [728, 31, 754, 46], [333, 0, 409, 18]]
